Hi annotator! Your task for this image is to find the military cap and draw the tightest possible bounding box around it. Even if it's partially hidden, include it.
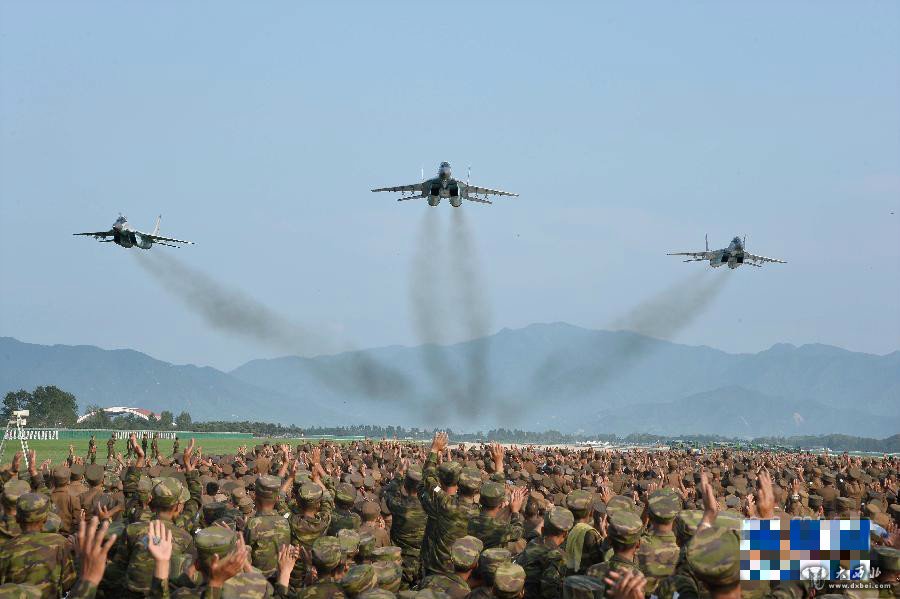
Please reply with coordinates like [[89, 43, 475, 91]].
[[821, 471, 836, 483], [16, 492, 50, 523], [438, 461, 462, 486], [342, 564, 378, 596], [544, 506, 575, 534], [70, 463, 85, 478], [357, 501, 378, 521], [480, 481, 506, 507], [648, 488, 682, 521], [83, 463, 104, 485], [561, 575, 604, 599], [477, 548, 512, 585], [714, 511, 743, 531], [449, 536, 483, 570], [358, 532, 377, 559], [338, 528, 362, 557], [151, 476, 190, 508], [373, 546, 403, 565], [686, 526, 741, 586], [349, 472, 365, 488], [313, 536, 344, 569], [607, 509, 643, 545], [807, 494, 823, 509], [493, 472, 508, 483], [458, 467, 482, 492], [724, 495, 741, 509], [2, 479, 31, 507], [43, 511, 62, 533], [148, 465, 163, 477], [873, 546, 900, 572], [202, 501, 228, 524], [405, 465, 423, 484], [195, 527, 238, 561], [0, 583, 43, 599], [674, 509, 704, 541], [298, 482, 323, 503], [493, 563, 525, 599], [359, 590, 396, 599], [565, 489, 594, 516], [372, 561, 402, 592], [51, 466, 70, 485], [136, 475, 154, 497], [336, 482, 358, 506], [255, 474, 282, 500], [606, 494, 636, 515], [363, 475, 376, 490]]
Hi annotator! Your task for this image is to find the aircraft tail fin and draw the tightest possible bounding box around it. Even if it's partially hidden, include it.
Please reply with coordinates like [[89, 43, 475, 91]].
[[153, 215, 161, 236], [705, 234, 708, 251]]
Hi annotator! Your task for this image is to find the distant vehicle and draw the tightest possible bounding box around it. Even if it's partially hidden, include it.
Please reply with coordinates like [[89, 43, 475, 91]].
[[74, 215, 193, 249], [372, 161, 517, 207], [668, 235, 785, 269]]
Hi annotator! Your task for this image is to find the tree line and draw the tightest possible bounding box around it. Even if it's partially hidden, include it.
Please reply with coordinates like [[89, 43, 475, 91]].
[[3, 386, 898, 452]]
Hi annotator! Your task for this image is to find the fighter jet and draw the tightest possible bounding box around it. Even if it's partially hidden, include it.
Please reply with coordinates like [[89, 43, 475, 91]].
[[74, 215, 193, 249], [371, 162, 517, 206], [668, 235, 785, 268]]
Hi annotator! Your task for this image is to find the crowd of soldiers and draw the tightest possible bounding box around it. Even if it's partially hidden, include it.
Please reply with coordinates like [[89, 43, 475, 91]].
[[0, 430, 898, 599]]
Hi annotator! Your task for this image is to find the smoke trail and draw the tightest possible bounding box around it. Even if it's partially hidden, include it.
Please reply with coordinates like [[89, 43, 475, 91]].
[[409, 209, 464, 404], [449, 209, 492, 417], [534, 270, 730, 394], [133, 251, 412, 401]]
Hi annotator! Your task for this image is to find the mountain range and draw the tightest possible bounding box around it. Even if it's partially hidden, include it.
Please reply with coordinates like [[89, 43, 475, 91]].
[[1, 323, 897, 437]]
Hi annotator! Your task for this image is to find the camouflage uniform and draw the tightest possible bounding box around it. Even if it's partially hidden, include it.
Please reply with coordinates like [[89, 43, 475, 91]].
[[656, 510, 708, 599], [492, 563, 527, 599], [636, 489, 682, 594], [515, 507, 574, 599], [296, 536, 346, 599], [419, 536, 482, 599], [0, 493, 77, 599], [383, 469, 427, 588], [89, 436, 97, 464], [468, 482, 525, 550], [243, 475, 291, 578], [572, 511, 644, 598], [329, 483, 362, 536], [559, 491, 605, 576], [419, 454, 480, 577], [48, 467, 80, 535], [113, 477, 198, 595], [107, 436, 116, 460], [0, 479, 30, 540], [288, 483, 334, 594]]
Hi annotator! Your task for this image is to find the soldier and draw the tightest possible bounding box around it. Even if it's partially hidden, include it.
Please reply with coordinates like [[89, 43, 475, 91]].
[[297, 536, 347, 598], [516, 506, 573, 599], [468, 547, 512, 597], [635, 488, 682, 595], [655, 510, 708, 599], [685, 526, 741, 599], [0, 479, 31, 540], [112, 476, 198, 596], [69, 463, 89, 498], [329, 482, 362, 535], [560, 489, 604, 576], [288, 448, 334, 594], [150, 433, 159, 461], [141, 433, 149, 456], [581, 510, 644, 586], [77, 464, 106, 518], [48, 465, 80, 535], [172, 435, 180, 456], [244, 474, 292, 579], [468, 481, 527, 549], [107, 434, 116, 461], [358, 501, 390, 548], [371, 560, 403, 593], [0, 493, 77, 597], [384, 464, 427, 588], [419, 432, 481, 577], [419, 536, 483, 599]]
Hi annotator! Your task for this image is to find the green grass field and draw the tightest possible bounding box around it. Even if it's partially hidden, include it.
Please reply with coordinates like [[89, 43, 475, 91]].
[[3, 437, 314, 468]]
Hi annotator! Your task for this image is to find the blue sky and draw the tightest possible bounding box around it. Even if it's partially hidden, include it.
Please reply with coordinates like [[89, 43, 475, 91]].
[[1, 1, 898, 370]]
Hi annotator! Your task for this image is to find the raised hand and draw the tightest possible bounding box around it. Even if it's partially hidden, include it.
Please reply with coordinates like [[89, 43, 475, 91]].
[[208, 537, 249, 588], [277, 544, 300, 587], [431, 431, 449, 453], [755, 469, 775, 519], [508, 486, 528, 514], [604, 568, 647, 599], [699, 470, 718, 527], [76, 516, 117, 585]]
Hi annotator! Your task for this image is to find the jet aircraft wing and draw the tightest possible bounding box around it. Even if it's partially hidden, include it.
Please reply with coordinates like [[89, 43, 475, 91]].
[[144, 233, 194, 245], [73, 230, 114, 239], [463, 184, 518, 198], [371, 183, 425, 193], [744, 252, 785, 264], [667, 251, 713, 260]]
